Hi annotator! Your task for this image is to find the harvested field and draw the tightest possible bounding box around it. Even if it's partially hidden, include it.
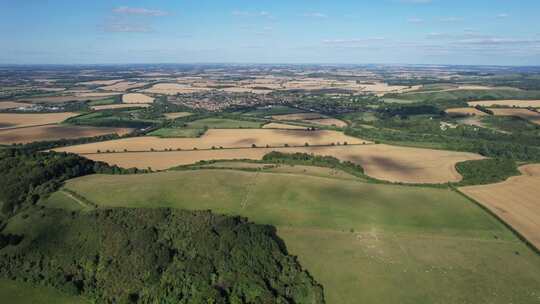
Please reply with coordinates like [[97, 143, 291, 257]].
[[489, 108, 540, 125], [445, 108, 488, 116], [122, 93, 154, 104], [142, 83, 209, 95], [20, 95, 115, 104], [304, 118, 347, 127], [75, 92, 119, 98], [460, 164, 540, 250], [468, 100, 540, 108], [91, 104, 151, 111], [0, 112, 79, 129], [0, 101, 30, 110], [53, 129, 366, 153], [0, 125, 132, 144], [78, 79, 123, 86], [262, 123, 308, 130], [164, 112, 192, 120], [75, 144, 481, 183], [272, 113, 323, 121], [99, 81, 148, 92]]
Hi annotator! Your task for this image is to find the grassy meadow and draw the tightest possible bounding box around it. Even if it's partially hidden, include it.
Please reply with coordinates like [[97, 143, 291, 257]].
[[0, 279, 89, 304], [42, 168, 540, 304]]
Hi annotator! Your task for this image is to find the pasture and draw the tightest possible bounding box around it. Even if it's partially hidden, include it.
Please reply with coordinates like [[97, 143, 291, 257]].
[[45, 169, 540, 304], [186, 118, 264, 129], [53, 129, 365, 153], [75, 143, 482, 184], [0, 279, 88, 304], [0, 112, 79, 129], [147, 128, 204, 138], [0, 125, 132, 144], [468, 99, 540, 108], [91, 103, 151, 111], [460, 164, 540, 250]]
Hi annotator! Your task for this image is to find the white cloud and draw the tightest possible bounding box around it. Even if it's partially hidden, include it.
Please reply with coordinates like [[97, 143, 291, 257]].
[[112, 6, 169, 17], [439, 17, 462, 22], [496, 13, 509, 19]]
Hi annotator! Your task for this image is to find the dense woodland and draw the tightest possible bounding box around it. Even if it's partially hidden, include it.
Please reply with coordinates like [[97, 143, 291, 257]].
[[0, 208, 324, 303]]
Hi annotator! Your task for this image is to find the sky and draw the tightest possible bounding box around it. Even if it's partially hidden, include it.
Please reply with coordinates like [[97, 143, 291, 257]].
[[1, 0, 539, 65]]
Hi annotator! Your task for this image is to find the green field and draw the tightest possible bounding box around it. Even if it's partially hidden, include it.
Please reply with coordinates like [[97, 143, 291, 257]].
[[0, 279, 89, 304], [44, 168, 540, 304], [186, 118, 264, 129], [148, 127, 205, 138]]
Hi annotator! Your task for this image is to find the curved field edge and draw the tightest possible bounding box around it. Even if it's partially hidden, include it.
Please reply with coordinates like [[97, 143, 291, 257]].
[[458, 164, 540, 253], [42, 169, 540, 304]]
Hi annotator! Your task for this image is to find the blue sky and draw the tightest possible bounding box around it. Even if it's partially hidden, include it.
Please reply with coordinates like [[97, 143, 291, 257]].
[[1, 0, 539, 65]]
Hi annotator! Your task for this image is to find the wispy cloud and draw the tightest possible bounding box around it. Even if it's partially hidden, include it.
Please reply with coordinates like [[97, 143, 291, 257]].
[[112, 6, 169, 17], [232, 11, 272, 18], [398, 0, 432, 4], [407, 17, 424, 23], [302, 12, 328, 18], [102, 23, 153, 33], [496, 13, 509, 19], [439, 17, 462, 22]]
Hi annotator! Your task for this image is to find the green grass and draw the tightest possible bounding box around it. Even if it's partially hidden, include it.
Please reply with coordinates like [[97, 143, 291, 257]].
[[87, 97, 117, 106], [186, 118, 264, 129], [0, 279, 89, 304], [148, 127, 205, 138], [243, 105, 304, 116], [44, 169, 540, 304]]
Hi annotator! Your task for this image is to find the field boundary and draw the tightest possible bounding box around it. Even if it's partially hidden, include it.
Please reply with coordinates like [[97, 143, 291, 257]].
[[452, 187, 540, 255]]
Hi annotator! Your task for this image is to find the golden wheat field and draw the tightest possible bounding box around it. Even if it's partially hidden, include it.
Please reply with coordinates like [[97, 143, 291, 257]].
[[99, 81, 148, 92], [0, 113, 79, 129], [53, 129, 366, 153], [468, 100, 540, 108], [0, 125, 132, 144], [142, 83, 210, 95], [489, 108, 540, 125], [304, 118, 348, 127], [0, 101, 30, 110], [122, 93, 154, 104], [460, 164, 540, 250], [164, 112, 193, 119], [445, 108, 488, 116], [73, 143, 481, 183]]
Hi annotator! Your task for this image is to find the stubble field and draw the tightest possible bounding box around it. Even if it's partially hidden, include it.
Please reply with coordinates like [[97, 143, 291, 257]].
[[71, 143, 483, 183], [460, 164, 540, 250], [0, 113, 79, 129], [0, 125, 132, 144]]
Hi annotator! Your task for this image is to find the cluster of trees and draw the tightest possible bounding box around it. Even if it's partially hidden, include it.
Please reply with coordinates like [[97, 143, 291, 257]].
[[0, 149, 149, 216], [262, 151, 366, 177], [0, 208, 325, 303], [454, 158, 520, 186]]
